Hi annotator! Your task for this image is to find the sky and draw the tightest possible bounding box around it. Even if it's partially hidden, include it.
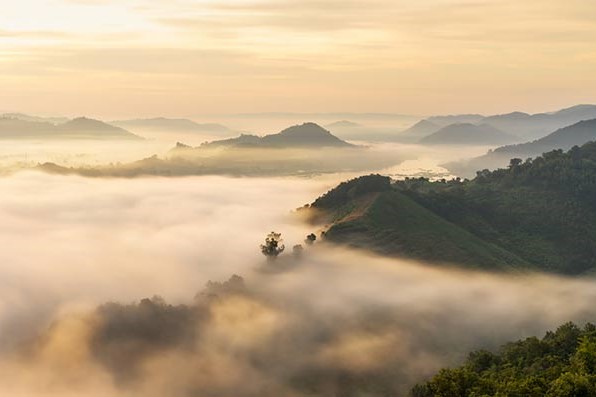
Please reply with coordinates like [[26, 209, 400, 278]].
[[1, 0, 596, 118]]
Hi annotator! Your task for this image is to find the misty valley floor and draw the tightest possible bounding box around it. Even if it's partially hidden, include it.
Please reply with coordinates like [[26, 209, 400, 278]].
[[1, 173, 596, 396]]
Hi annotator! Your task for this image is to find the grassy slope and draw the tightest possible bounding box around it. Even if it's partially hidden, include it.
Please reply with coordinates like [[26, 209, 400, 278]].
[[313, 143, 596, 274], [324, 190, 530, 271]]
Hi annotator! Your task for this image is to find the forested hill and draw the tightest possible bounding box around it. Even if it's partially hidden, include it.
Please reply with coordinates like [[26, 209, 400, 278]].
[[411, 322, 596, 397], [308, 141, 596, 274]]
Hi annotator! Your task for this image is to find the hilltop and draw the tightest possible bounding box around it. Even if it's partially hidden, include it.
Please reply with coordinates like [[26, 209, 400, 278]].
[[307, 141, 596, 274], [201, 122, 354, 148]]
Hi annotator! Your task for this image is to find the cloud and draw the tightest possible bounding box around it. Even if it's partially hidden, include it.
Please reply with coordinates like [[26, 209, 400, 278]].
[[1, 172, 596, 395], [3, 0, 596, 124]]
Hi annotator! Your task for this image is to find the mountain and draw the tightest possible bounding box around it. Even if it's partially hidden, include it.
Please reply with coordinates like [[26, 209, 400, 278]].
[[419, 123, 519, 145], [57, 117, 141, 139], [553, 103, 596, 119], [481, 105, 596, 140], [112, 118, 233, 136], [307, 142, 596, 274], [398, 119, 441, 140], [449, 119, 596, 176], [412, 322, 596, 397], [1, 113, 69, 124], [427, 114, 485, 126], [325, 120, 362, 129], [199, 133, 262, 148], [494, 118, 596, 156], [0, 116, 141, 140], [202, 122, 354, 148], [409, 105, 596, 143]]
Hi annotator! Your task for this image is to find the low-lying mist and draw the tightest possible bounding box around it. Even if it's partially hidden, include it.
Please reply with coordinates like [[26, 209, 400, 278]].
[[2, 172, 595, 396]]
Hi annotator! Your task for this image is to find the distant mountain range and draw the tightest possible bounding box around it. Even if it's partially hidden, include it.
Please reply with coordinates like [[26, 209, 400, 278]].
[[0, 116, 141, 140], [400, 104, 596, 144], [448, 118, 596, 176], [427, 114, 485, 126], [306, 142, 596, 274], [35, 122, 401, 177], [1, 113, 69, 124], [112, 117, 233, 136], [325, 120, 363, 129], [419, 123, 520, 145], [481, 105, 596, 140], [199, 122, 354, 148]]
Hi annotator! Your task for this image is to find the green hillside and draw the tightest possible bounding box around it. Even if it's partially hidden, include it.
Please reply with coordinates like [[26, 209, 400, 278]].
[[411, 322, 596, 397], [309, 142, 596, 274]]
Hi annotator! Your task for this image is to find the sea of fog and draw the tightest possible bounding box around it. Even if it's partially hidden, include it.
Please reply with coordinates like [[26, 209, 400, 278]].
[[2, 172, 596, 396]]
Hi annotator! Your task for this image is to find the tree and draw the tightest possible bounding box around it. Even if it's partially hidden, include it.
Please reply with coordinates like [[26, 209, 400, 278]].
[[260, 231, 285, 260], [509, 158, 523, 168], [305, 233, 317, 245], [292, 244, 304, 258]]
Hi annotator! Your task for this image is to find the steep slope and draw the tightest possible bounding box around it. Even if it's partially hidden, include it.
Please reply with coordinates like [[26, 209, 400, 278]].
[[419, 123, 519, 145], [202, 122, 354, 148], [309, 143, 596, 274]]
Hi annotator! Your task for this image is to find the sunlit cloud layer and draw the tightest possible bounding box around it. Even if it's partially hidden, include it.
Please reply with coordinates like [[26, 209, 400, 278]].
[[1, 0, 595, 117]]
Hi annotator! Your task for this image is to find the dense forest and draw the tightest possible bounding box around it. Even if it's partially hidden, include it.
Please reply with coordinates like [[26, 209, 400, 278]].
[[309, 141, 596, 274], [411, 322, 596, 397]]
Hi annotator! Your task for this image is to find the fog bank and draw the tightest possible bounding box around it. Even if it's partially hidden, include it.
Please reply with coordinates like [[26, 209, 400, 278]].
[[1, 173, 596, 396]]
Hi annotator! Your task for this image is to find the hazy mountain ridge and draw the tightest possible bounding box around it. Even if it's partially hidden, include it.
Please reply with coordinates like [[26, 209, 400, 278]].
[[33, 123, 405, 177], [1, 112, 69, 124], [308, 141, 596, 274], [419, 123, 519, 145], [0, 115, 141, 140], [325, 120, 363, 129], [448, 118, 596, 176], [112, 117, 234, 136], [401, 104, 596, 143], [398, 120, 441, 141]]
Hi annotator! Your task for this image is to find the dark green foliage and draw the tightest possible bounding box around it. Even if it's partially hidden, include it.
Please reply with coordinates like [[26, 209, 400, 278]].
[[91, 296, 202, 383], [314, 142, 596, 274], [260, 231, 285, 259], [411, 322, 596, 397], [305, 233, 317, 245]]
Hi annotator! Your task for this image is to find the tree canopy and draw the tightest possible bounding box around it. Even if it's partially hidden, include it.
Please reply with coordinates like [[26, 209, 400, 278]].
[[412, 322, 596, 397]]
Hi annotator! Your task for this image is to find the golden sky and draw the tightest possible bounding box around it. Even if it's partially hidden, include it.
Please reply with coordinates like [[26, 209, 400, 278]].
[[1, 0, 596, 118]]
